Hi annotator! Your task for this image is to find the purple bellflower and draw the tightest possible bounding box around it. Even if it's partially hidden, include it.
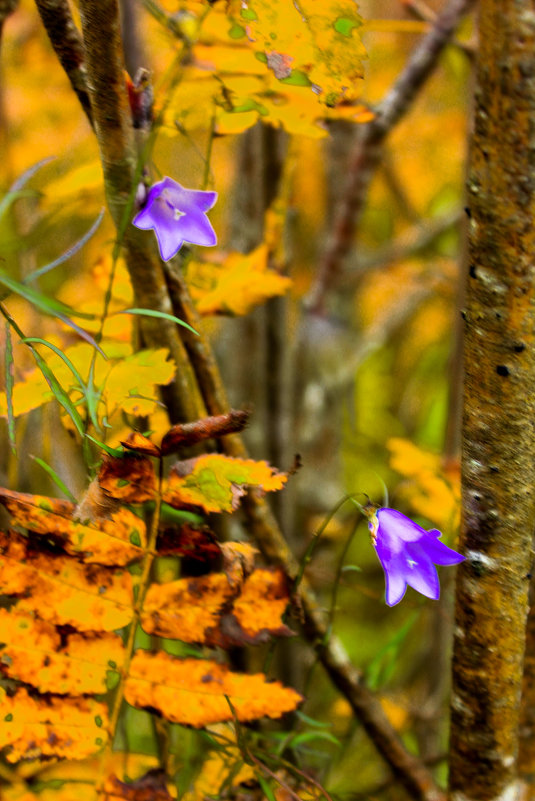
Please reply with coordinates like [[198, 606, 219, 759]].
[[367, 508, 465, 606], [133, 177, 217, 261]]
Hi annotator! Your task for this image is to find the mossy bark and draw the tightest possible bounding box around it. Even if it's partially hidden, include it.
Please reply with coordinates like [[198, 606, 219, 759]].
[[449, 4, 535, 799]]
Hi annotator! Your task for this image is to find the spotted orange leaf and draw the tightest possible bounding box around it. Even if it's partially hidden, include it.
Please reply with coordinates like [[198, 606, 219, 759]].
[[163, 454, 287, 513], [0, 688, 108, 763], [0, 531, 134, 631], [142, 567, 292, 648], [0, 488, 146, 565], [0, 609, 124, 695], [125, 651, 302, 727]]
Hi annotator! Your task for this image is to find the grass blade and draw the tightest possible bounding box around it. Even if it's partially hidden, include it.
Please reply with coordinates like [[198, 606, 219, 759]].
[[4, 321, 15, 452], [25, 209, 106, 283], [0, 272, 94, 319], [117, 307, 199, 335], [21, 337, 102, 431], [30, 455, 77, 503], [0, 156, 55, 220]]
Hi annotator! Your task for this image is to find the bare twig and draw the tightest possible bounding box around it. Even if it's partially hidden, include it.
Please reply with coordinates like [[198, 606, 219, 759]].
[[34, 0, 94, 128], [304, 0, 476, 315]]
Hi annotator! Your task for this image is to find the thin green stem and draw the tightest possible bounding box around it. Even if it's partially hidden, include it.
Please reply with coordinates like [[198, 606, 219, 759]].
[[97, 456, 164, 790]]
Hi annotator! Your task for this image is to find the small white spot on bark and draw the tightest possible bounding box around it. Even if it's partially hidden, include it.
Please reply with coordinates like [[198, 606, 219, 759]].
[[466, 550, 498, 570], [451, 780, 520, 801]]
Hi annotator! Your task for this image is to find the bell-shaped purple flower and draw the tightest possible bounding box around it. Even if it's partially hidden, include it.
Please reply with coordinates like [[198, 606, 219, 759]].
[[133, 177, 217, 261], [368, 508, 464, 606]]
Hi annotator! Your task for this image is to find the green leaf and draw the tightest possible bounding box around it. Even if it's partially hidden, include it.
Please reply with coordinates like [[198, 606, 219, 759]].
[[21, 337, 102, 432], [116, 308, 199, 336], [257, 776, 276, 801], [31, 350, 85, 435], [0, 273, 104, 353], [4, 321, 15, 453]]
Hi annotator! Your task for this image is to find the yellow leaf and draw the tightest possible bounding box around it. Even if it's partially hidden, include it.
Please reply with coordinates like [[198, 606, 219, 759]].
[[125, 651, 302, 727], [163, 454, 287, 513], [0, 609, 124, 695], [104, 348, 176, 416], [189, 245, 292, 316], [227, 0, 366, 104], [387, 438, 460, 530], [0, 688, 108, 763]]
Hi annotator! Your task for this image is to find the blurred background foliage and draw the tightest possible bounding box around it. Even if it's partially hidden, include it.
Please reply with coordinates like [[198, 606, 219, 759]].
[[0, 0, 472, 797]]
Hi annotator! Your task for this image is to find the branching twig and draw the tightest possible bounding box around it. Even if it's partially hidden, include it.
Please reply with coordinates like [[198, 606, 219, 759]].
[[304, 0, 476, 315], [34, 0, 94, 128]]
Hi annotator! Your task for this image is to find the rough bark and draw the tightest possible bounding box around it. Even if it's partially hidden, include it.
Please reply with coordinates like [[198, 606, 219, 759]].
[[449, 4, 535, 799], [34, 0, 93, 128], [78, 0, 203, 424]]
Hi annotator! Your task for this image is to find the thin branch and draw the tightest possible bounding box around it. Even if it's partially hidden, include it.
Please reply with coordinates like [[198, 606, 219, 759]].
[[78, 0, 204, 424], [304, 0, 476, 315], [160, 257, 445, 799], [34, 0, 94, 128]]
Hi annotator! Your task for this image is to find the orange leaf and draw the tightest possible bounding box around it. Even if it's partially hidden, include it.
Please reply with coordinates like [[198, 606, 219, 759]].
[[142, 573, 234, 644], [0, 489, 146, 565], [142, 568, 292, 647], [0, 609, 124, 695], [125, 651, 302, 727], [163, 454, 287, 513], [230, 569, 292, 643], [0, 531, 134, 631], [98, 454, 157, 503], [120, 432, 162, 458], [219, 541, 258, 588], [0, 688, 108, 763]]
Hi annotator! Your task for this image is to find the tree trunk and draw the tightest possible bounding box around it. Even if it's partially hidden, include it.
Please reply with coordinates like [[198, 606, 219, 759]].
[[449, 4, 535, 799]]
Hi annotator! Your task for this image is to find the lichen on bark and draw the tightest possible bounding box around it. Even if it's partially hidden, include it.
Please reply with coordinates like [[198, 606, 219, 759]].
[[449, 3, 535, 799]]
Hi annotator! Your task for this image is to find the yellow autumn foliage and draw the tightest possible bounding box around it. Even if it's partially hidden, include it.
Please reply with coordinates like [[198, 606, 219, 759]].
[[0, 688, 108, 763], [226, 0, 366, 104], [0, 610, 124, 695], [0, 342, 175, 428], [125, 652, 302, 727], [0, 531, 134, 630], [0, 490, 146, 565], [387, 437, 460, 531], [187, 245, 292, 316]]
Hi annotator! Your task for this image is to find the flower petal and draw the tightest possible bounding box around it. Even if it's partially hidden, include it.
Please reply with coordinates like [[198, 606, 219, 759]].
[[376, 508, 427, 543], [132, 177, 217, 260], [402, 545, 440, 600], [417, 535, 465, 566]]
